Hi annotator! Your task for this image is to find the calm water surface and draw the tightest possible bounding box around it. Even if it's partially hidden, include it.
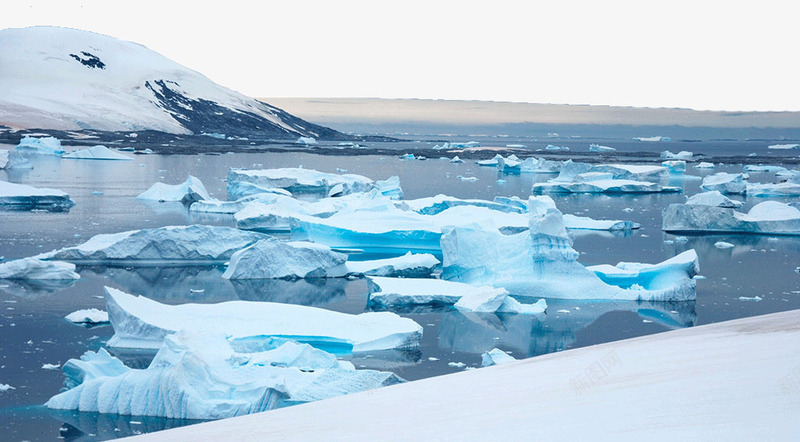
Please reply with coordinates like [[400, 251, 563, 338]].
[[2, 144, 799, 440]]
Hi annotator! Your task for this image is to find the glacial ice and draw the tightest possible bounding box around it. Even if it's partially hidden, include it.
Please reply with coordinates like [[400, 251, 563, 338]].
[[104, 287, 423, 352], [37, 225, 266, 265], [535, 161, 675, 194], [685, 191, 743, 208], [136, 175, 212, 203], [694, 162, 715, 169], [222, 238, 348, 279], [14, 136, 65, 156], [545, 144, 569, 151], [714, 241, 735, 249], [226, 180, 292, 200], [454, 287, 547, 314], [477, 154, 503, 166], [227, 168, 375, 197], [562, 214, 640, 231], [767, 143, 800, 150], [746, 182, 800, 197], [46, 332, 403, 419], [663, 200, 800, 235], [344, 252, 440, 278], [297, 136, 317, 145], [661, 160, 686, 174], [439, 197, 698, 301], [701, 172, 747, 194], [0, 257, 80, 280], [589, 164, 667, 180], [589, 144, 616, 153], [586, 250, 699, 302], [481, 348, 516, 367], [0, 180, 75, 210], [62, 145, 132, 160], [743, 165, 787, 173], [376, 176, 404, 200], [450, 156, 464, 163], [660, 150, 692, 159], [65, 308, 109, 324], [532, 179, 679, 194]]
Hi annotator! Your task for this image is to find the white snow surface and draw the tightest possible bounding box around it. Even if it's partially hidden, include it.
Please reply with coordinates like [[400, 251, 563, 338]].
[[46, 332, 402, 419], [137, 175, 213, 203], [62, 145, 132, 160], [138, 309, 800, 440], [104, 287, 422, 352], [0, 27, 299, 134], [0, 258, 80, 280], [65, 308, 109, 324]]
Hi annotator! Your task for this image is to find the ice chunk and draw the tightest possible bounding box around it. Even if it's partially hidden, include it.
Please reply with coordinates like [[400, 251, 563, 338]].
[[345, 253, 440, 278], [590, 164, 667, 180], [562, 214, 640, 231], [746, 182, 800, 197], [586, 250, 699, 302], [701, 172, 747, 195], [226, 180, 292, 200], [65, 308, 109, 324], [767, 143, 800, 150], [663, 201, 800, 235], [104, 287, 422, 352], [137, 175, 212, 203], [661, 160, 687, 174], [46, 332, 403, 419], [368, 277, 490, 307], [451, 141, 480, 148], [477, 154, 503, 167], [519, 157, 562, 174], [297, 136, 317, 145], [589, 144, 616, 153], [453, 287, 547, 314], [686, 191, 743, 208], [450, 156, 464, 163], [403, 194, 525, 215], [481, 348, 517, 367], [743, 165, 787, 173], [375, 176, 404, 200], [0, 180, 75, 210], [0, 258, 79, 280], [635, 136, 668, 142], [62, 145, 132, 160], [714, 241, 735, 249], [190, 192, 288, 215], [222, 238, 348, 279], [545, 144, 569, 151], [60, 348, 128, 390], [498, 297, 548, 314], [660, 150, 692, 159], [227, 168, 375, 197], [14, 136, 65, 156], [37, 225, 265, 265], [738, 296, 763, 301], [432, 142, 450, 150], [533, 179, 680, 194], [42, 363, 61, 370], [0, 383, 14, 392], [694, 162, 715, 169]]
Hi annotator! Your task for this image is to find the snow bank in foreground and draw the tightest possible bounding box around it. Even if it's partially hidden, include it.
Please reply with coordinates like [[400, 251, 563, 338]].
[[104, 287, 422, 352], [46, 332, 402, 419]]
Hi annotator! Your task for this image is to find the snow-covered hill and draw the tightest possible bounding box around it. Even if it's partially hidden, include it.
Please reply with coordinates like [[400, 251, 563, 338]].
[[0, 26, 346, 140]]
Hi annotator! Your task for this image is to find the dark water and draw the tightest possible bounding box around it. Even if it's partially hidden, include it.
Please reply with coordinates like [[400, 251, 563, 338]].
[[2, 143, 800, 440]]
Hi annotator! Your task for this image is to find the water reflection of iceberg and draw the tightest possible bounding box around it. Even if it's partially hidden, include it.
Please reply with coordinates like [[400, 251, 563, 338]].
[[49, 409, 203, 441], [0, 278, 78, 299], [230, 278, 348, 306], [81, 266, 238, 304], [437, 299, 696, 358]]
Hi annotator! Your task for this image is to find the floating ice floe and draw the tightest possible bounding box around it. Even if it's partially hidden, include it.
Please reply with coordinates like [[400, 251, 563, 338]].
[[0, 258, 80, 280], [477, 154, 503, 166], [439, 197, 698, 301], [636, 136, 670, 142], [0, 180, 75, 210], [743, 165, 787, 173], [738, 296, 763, 301], [226, 180, 293, 200], [451, 141, 480, 148], [685, 191, 743, 208], [532, 178, 679, 194], [297, 136, 317, 145], [545, 144, 569, 151], [104, 287, 422, 352], [344, 252, 440, 278], [746, 182, 800, 197], [562, 214, 640, 231], [450, 156, 464, 163], [222, 239, 348, 279], [227, 168, 376, 197], [661, 160, 686, 174], [402, 194, 526, 215], [481, 348, 516, 367], [663, 200, 800, 235], [694, 162, 716, 169], [65, 308, 109, 324], [62, 145, 132, 160], [367, 277, 546, 313], [714, 241, 735, 249], [46, 332, 403, 419], [0, 383, 14, 392], [190, 192, 290, 215], [767, 143, 800, 150], [14, 136, 65, 156], [589, 144, 616, 153], [137, 175, 213, 203], [701, 172, 747, 194], [660, 150, 691, 159], [36, 225, 266, 265]]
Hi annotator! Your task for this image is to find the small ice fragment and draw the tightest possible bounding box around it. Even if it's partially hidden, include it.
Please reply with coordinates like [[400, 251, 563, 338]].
[[623, 207, 634, 212], [675, 236, 688, 242], [190, 289, 205, 293], [714, 241, 735, 249], [92, 191, 104, 196], [693, 275, 707, 280], [457, 175, 478, 182], [428, 357, 439, 361], [557, 309, 571, 314], [481, 348, 516, 367], [42, 363, 61, 370], [738, 296, 763, 302], [66, 309, 109, 324], [448, 362, 466, 368], [642, 319, 653, 323], [0, 383, 14, 392]]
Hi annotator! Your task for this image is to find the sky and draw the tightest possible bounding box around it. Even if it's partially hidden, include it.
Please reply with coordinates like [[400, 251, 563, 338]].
[[3, 0, 798, 112]]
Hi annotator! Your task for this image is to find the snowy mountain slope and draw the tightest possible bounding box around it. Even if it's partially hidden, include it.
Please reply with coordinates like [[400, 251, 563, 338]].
[[0, 26, 346, 139]]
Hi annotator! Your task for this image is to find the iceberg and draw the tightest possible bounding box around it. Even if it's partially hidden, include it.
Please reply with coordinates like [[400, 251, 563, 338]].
[[454, 288, 547, 314], [743, 165, 787, 173], [222, 239, 348, 279], [660, 150, 692, 159], [714, 241, 735, 249], [46, 332, 403, 419], [375, 176, 404, 200], [701, 172, 747, 194], [477, 154, 503, 166], [545, 144, 569, 151], [694, 162, 716, 169], [663, 200, 800, 235], [226, 180, 292, 200], [589, 144, 616, 153], [14, 135, 65, 156], [746, 182, 800, 197], [519, 157, 562, 174], [767, 143, 800, 150], [481, 348, 517, 367], [562, 214, 640, 231], [0, 257, 80, 280], [297, 136, 317, 145], [0, 180, 75, 210], [65, 308, 109, 324], [402, 194, 526, 215], [62, 145, 132, 160], [532, 179, 679, 194], [450, 156, 464, 163], [685, 191, 743, 208], [587, 164, 668, 180], [189, 192, 288, 215], [661, 160, 687, 174], [137, 175, 213, 203], [497, 155, 522, 173], [586, 250, 699, 302], [227, 168, 375, 197], [37, 225, 266, 265], [451, 141, 480, 148], [440, 197, 697, 301], [104, 287, 422, 352], [344, 252, 440, 278], [636, 136, 669, 142], [0, 149, 32, 169]]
